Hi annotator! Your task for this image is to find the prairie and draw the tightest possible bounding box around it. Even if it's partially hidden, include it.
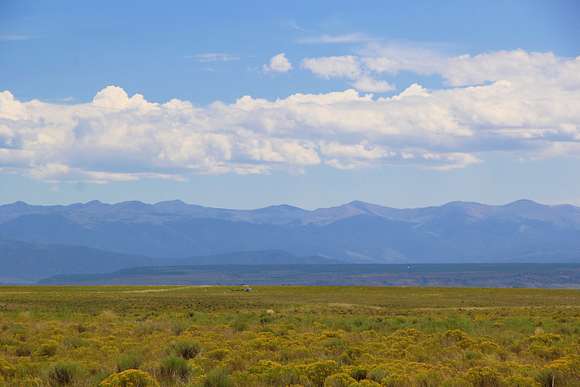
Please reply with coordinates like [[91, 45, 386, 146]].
[[0, 286, 579, 386]]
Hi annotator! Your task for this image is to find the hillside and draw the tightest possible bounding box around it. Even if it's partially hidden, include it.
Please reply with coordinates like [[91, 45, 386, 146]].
[[0, 240, 336, 283]]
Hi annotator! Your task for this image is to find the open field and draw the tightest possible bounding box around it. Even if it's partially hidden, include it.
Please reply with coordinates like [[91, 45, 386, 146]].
[[0, 286, 579, 386]]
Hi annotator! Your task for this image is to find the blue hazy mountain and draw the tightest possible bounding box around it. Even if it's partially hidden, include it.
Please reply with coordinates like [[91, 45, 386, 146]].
[[0, 239, 337, 283], [1, 199, 580, 265]]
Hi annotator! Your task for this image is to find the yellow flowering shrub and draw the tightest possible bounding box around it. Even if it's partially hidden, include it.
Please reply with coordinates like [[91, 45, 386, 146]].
[[99, 369, 159, 387]]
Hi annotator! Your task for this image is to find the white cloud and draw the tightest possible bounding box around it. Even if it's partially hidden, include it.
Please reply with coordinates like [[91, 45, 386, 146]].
[[297, 33, 374, 44], [351, 76, 395, 93], [190, 52, 240, 62], [301, 56, 361, 79], [263, 53, 293, 73], [301, 56, 393, 93], [359, 43, 580, 89], [360, 41, 447, 75], [1, 49, 579, 183]]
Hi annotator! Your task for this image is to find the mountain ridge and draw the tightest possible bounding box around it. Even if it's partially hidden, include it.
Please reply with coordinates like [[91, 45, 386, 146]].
[[1, 199, 580, 265], [2, 198, 578, 225]]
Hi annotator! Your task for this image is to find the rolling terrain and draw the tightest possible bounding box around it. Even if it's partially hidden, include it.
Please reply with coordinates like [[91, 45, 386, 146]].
[[38, 263, 580, 288], [0, 286, 579, 385]]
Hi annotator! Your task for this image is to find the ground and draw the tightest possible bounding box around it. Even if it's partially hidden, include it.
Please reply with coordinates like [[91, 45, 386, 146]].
[[0, 286, 579, 386]]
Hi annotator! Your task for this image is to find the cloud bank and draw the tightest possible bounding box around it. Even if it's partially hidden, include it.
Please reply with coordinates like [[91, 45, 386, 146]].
[[1, 49, 579, 183]]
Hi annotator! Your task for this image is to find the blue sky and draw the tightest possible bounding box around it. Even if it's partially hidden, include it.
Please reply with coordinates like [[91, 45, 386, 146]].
[[1, 0, 579, 209]]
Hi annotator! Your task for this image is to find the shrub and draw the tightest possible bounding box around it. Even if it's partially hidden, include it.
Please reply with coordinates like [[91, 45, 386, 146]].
[[415, 370, 444, 387], [349, 366, 367, 381], [116, 352, 144, 372], [99, 310, 118, 321], [38, 340, 58, 357], [171, 320, 188, 335], [170, 340, 201, 359], [351, 381, 381, 387], [48, 362, 79, 386], [99, 369, 159, 387], [159, 355, 190, 380], [305, 360, 339, 387], [206, 348, 230, 361], [0, 358, 15, 378], [504, 375, 539, 387], [324, 372, 356, 387], [367, 367, 388, 382], [382, 373, 412, 387], [466, 367, 502, 387], [537, 357, 580, 387], [63, 336, 86, 349], [14, 344, 32, 357], [231, 317, 249, 332], [204, 367, 233, 387]]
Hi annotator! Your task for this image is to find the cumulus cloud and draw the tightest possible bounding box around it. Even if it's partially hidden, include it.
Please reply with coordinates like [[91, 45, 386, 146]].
[[359, 43, 580, 89], [1, 49, 579, 183], [263, 53, 293, 73]]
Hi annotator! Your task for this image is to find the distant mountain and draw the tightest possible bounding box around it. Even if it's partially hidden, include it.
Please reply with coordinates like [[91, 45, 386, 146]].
[[0, 239, 157, 283], [1, 199, 580, 264], [0, 239, 337, 282], [174, 250, 339, 265]]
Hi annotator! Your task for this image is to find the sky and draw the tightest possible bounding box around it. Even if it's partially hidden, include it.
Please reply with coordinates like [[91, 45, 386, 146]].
[[0, 0, 579, 209]]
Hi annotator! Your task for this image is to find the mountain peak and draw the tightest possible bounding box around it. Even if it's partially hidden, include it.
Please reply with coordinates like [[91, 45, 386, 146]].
[[154, 199, 187, 208], [84, 200, 104, 206], [4, 201, 29, 208], [505, 199, 543, 207], [114, 201, 149, 209], [346, 200, 373, 208], [259, 204, 304, 212]]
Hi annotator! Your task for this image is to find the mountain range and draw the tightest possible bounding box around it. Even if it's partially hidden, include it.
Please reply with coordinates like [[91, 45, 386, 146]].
[[1, 199, 580, 281]]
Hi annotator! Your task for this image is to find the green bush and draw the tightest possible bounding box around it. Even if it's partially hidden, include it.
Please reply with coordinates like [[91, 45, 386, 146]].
[[116, 352, 144, 372], [349, 366, 367, 381], [171, 320, 188, 335], [159, 355, 190, 380], [170, 340, 201, 359], [231, 317, 249, 332], [48, 362, 79, 386], [204, 367, 233, 387], [367, 367, 388, 382]]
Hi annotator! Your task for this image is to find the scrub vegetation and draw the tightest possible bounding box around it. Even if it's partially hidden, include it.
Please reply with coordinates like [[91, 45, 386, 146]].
[[0, 286, 579, 386]]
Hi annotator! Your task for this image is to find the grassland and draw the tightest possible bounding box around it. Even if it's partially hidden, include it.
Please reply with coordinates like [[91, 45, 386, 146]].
[[0, 286, 579, 386]]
